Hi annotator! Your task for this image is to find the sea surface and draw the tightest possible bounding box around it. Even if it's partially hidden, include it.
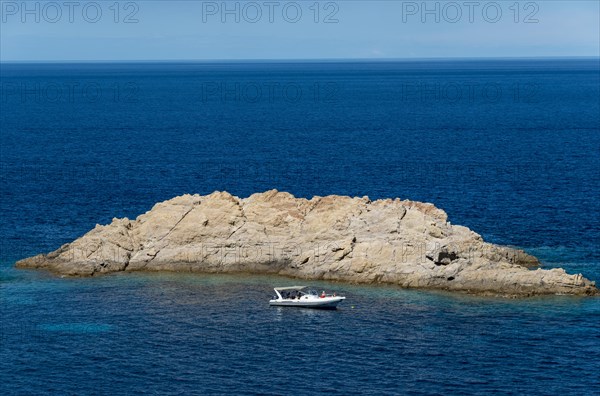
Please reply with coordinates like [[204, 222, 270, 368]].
[[1, 60, 599, 394]]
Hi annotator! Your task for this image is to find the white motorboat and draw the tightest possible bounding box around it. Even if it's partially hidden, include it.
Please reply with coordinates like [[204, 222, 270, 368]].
[[269, 286, 346, 309]]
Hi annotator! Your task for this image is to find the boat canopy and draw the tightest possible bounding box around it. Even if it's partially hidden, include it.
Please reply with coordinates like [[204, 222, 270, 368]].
[[274, 286, 307, 291]]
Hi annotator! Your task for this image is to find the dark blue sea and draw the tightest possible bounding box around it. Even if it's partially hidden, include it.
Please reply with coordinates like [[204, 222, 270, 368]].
[[1, 60, 599, 395]]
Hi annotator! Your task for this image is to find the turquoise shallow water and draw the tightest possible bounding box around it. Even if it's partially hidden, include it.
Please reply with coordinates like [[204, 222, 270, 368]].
[[1, 59, 600, 394]]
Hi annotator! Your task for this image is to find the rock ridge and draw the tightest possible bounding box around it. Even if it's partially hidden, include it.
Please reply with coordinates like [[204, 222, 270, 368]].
[[16, 190, 598, 297]]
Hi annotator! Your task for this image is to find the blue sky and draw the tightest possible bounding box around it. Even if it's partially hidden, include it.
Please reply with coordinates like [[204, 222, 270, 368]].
[[1, 1, 599, 61]]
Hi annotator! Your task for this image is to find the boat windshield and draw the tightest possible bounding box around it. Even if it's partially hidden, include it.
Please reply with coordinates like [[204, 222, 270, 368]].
[[275, 287, 323, 299], [280, 289, 303, 299]]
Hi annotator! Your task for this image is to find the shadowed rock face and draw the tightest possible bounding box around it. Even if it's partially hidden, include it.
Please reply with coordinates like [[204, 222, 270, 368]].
[[16, 190, 597, 297]]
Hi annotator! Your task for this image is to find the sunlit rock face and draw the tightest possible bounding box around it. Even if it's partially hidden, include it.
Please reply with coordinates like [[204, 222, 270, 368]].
[[16, 190, 597, 297]]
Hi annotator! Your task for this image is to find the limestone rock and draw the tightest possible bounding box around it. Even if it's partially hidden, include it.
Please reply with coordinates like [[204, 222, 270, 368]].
[[15, 190, 598, 297]]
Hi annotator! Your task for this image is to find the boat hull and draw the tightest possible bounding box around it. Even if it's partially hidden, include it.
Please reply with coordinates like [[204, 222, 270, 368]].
[[269, 297, 345, 309]]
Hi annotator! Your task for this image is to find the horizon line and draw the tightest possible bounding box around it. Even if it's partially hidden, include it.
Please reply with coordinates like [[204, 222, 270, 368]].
[[1, 56, 599, 64]]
